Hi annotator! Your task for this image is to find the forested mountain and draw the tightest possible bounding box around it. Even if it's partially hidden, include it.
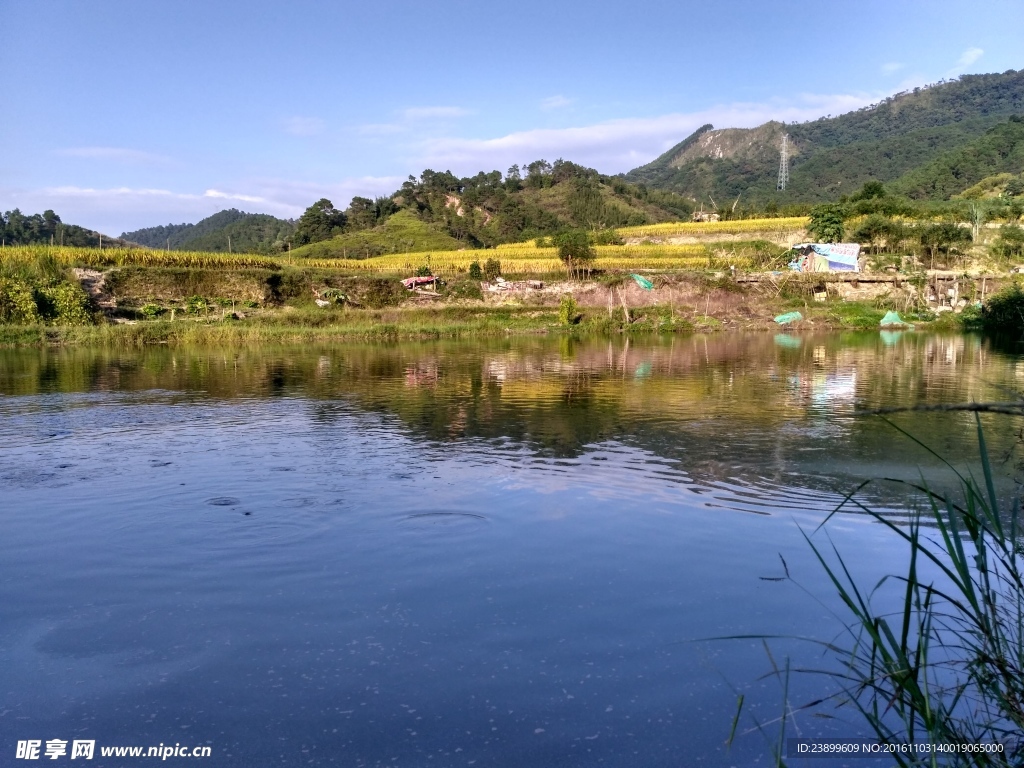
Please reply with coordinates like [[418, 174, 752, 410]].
[[288, 161, 697, 257], [625, 69, 1024, 205], [1, 209, 132, 248], [122, 209, 295, 253]]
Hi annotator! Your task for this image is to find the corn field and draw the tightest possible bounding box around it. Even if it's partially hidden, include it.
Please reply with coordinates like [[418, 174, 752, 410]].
[[0, 245, 282, 270], [0, 238, 758, 279], [282, 244, 752, 275], [616, 217, 808, 239]]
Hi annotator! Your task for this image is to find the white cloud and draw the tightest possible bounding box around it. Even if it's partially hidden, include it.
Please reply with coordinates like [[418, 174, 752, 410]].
[[955, 47, 984, 68], [203, 189, 271, 204], [356, 106, 473, 137], [401, 106, 473, 121], [541, 95, 573, 110], [282, 116, 326, 137], [53, 147, 172, 165], [411, 91, 880, 175], [0, 176, 403, 235], [880, 61, 904, 75]]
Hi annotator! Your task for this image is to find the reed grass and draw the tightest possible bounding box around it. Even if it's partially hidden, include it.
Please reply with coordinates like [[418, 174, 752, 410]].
[[734, 416, 1024, 766]]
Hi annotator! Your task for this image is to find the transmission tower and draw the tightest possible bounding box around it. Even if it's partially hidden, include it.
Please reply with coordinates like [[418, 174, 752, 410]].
[[776, 134, 789, 191]]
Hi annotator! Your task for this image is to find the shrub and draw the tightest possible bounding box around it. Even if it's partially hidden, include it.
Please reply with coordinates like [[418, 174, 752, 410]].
[[140, 303, 165, 319], [807, 203, 847, 243], [993, 224, 1024, 260], [483, 258, 501, 281], [184, 295, 208, 315], [558, 294, 579, 325], [0, 278, 42, 324], [43, 282, 92, 325], [468, 261, 483, 280], [554, 230, 595, 279], [981, 281, 1024, 336], [592, 228, 624, 245]]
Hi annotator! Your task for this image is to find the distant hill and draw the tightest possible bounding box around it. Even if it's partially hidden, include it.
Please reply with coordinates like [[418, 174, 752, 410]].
[[1, 208, 131, 248], [122, 209, 295, 254], [625, 69, 1024, 204], [287, 161, 698, 257]]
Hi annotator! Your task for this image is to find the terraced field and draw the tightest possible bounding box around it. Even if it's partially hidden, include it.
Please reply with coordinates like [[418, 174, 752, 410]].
[[0, 245, 281, 270], [1, 218, 802, 277]]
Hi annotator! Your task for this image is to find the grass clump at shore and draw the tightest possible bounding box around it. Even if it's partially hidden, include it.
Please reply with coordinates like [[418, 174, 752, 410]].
[[742, 417, 1024, 766]]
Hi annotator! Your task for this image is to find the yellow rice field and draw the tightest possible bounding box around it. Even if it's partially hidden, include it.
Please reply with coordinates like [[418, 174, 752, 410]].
[[2, 229, 764, 278], [282, 243, 751, 275], [616, 217, 808, 239], [0, 245, 281, 270]]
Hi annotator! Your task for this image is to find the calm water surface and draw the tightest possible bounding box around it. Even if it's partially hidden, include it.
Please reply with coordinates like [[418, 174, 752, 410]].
[[1, 332, 1021, 767]]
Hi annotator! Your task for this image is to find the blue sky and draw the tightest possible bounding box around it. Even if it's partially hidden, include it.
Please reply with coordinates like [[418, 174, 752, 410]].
[[2, 0, 1022, 235]]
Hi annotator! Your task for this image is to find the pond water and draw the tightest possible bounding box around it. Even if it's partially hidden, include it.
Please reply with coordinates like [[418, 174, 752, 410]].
[[1, 332, 1021, 767]]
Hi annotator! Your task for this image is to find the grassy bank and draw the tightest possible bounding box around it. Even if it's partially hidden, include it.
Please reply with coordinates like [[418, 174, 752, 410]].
[[0, 242, 988, 347], [0, 298, 970, 349], [0, 306, 565, 347]]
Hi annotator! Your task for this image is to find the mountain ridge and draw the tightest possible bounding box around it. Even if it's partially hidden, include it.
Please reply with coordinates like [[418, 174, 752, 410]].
[[625, 69, 1024, 204]]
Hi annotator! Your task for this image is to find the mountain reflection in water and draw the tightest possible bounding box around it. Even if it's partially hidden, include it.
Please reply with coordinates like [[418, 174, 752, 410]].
[[0, 332, 1021, 767]]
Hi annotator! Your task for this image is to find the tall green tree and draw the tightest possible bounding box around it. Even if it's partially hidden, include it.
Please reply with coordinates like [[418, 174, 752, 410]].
[[293, 199, 346, 246], [807, 203, 847, 242], [554, 230, 595, 280]]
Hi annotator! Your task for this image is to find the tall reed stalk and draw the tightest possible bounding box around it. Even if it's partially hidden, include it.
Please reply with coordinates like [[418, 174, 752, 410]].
[[796, 416, 1023, 766]]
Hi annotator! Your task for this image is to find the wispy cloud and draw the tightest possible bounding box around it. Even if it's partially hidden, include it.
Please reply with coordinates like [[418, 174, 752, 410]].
[[880, 61, 904, 75], [53, 147, 172, 165], [282, 116, 326, 137], [203, 189, 272, 204], [401, 106, 473, 121], [412, 91, 880, 175], [357, 106, 473, 137], [541, 95, 573, 110], [956, 47, 984, 68]]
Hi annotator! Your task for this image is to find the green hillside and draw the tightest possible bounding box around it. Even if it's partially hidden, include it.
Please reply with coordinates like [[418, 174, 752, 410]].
[[625, 69, 1024, 205], [289, 210, 462, 258], [286, 161, 696, 257], [889, 116, 1024, 199], [122, 209, 295, 253]]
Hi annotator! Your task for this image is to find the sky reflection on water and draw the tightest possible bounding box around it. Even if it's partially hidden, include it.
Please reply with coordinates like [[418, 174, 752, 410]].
[[1, 332, 1021, 766]]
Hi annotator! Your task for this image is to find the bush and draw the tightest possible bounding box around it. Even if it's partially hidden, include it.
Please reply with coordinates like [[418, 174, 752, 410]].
[[558, 294, 579, 325], [592, 228, 624, 245], [483, 258, 501, 281], [993, 225, 1024, 260], [554, 230, 595, 279], [184, 295, 208, 315], [807, 203, 847, 242], [468, 261, 483, 280], [0, 277, 92, 325], [981, 281, 1024, 336], [42, 282, 91, 325], [140, 303, 165, 319], [0, 278, 42, 324]]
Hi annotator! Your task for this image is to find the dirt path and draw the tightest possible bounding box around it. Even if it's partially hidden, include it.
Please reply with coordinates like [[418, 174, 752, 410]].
[[72, 268, 117, 311]]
